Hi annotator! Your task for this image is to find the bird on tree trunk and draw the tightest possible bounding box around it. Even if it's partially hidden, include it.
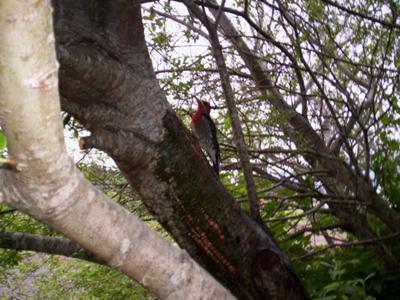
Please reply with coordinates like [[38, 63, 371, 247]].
[[191, 100, 221, 175]]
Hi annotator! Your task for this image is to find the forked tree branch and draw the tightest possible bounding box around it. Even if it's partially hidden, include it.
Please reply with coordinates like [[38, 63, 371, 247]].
[[0, 2, 234, 299]]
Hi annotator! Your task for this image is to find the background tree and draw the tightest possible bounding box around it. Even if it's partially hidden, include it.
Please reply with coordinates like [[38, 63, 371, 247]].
[[148, 0, 400, 297], [1, 0, 400, 299]]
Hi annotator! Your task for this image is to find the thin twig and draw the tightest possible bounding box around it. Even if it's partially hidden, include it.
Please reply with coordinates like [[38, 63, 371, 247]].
[[293, 231, 400, 260], [184, 0, 262, 224]]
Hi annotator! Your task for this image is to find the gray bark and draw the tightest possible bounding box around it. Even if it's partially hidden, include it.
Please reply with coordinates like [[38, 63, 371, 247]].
[[52, 0, 310, 298], [0, 1, 235, 299]]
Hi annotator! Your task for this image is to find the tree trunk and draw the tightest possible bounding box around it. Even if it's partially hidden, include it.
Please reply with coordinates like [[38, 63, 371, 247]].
[[0, 1, 234, 299], [53, 0, 309, 298]]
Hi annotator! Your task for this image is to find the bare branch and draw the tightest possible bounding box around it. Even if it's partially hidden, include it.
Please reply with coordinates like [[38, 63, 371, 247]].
[[320, 0, 400, 30], [293, 231, 400, 260], [0, 232, 103, 264], [185, 0, 262, 224]]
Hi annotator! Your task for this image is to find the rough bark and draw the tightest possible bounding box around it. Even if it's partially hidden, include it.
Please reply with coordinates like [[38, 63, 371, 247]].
[[52, 0, 309, 299], [0, 1, 235, 299]]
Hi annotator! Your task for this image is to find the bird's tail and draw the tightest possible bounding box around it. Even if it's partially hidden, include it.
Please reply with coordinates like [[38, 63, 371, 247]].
[[213, 161, 219, 176]]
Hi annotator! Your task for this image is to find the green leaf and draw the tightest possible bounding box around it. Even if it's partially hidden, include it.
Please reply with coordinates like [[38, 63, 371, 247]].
[[381, 113, 391, 125], [306, 0, 325, 19], [0, 131, 7, 151], [143, 9, 156, 21], [224, 115, 231, 131], [388, 140, 399, 151], [323, 281, 343, 290]]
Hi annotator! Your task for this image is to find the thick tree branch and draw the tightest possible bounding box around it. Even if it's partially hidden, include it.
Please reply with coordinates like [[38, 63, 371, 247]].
[[0, 2, 234, 299], [51, 0, 311, 298]]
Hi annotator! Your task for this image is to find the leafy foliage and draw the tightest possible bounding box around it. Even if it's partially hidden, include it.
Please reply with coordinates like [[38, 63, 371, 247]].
[[0, 131, 7, 152], [0, 255, 154, 299]]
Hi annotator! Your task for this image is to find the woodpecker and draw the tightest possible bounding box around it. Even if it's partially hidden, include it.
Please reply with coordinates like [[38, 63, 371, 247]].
[[191, 100, 221, 174]]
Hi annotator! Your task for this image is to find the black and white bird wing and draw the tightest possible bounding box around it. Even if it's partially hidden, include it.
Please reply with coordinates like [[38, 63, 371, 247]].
[[194, 114, 220, 174]]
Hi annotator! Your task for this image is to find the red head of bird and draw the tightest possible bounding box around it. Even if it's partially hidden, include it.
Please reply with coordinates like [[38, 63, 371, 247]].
[[192, 100, 211, 124], [196, 100, 211, 115]]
